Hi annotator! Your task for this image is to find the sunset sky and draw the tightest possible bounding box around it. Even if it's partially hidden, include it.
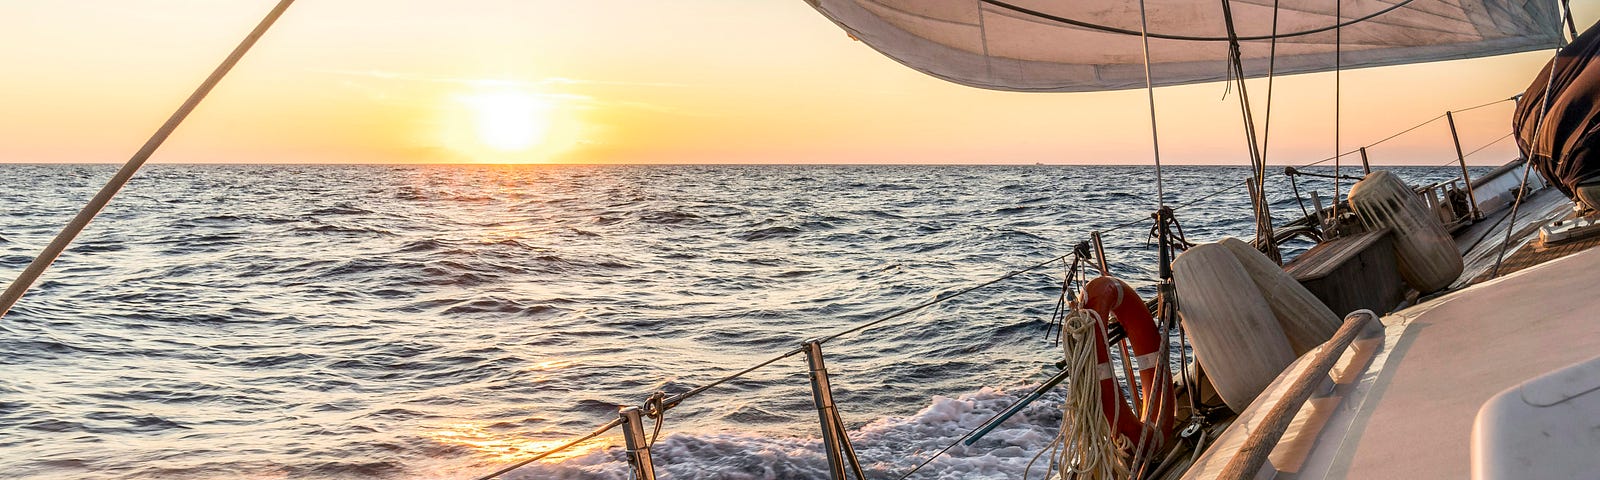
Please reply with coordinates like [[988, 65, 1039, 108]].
[[1, 1, 1595, 165]]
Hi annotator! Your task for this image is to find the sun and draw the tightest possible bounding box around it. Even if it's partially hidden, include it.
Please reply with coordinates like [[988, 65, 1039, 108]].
[[458, 88, 554, 152]]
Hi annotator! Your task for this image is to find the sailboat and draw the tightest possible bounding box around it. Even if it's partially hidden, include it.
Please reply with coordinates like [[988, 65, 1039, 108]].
[[792, 1, 1600, 479], [3, 1, 1598, 479]]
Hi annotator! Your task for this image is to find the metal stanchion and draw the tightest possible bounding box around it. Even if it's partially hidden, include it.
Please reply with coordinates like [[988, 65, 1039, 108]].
[[619, 407, 658, 480], [1090, 231, 1111, 276], [804, 341, 865, 480], [1445, 111, 1482, 219]]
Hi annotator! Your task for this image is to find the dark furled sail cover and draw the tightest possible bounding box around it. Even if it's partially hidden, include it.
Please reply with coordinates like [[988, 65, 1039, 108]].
[[1515, 21, 1600, 198]]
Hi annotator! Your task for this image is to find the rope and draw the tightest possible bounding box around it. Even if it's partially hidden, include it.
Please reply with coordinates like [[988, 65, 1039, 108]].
[[643, 391, 668, 446], [1022, 432, 1064, 480], [1129, 306, 1174, 479], [1261, 0, 1282, 182], [1288, 172, 1311, 218], [0, 0, 297, 320], [1053, 310, 1130, 480]]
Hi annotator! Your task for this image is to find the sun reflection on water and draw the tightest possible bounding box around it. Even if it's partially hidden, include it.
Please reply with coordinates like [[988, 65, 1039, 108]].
[[427, 422, 615, 464]]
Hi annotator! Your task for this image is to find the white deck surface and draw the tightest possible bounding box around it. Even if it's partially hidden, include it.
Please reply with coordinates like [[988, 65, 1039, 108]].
[[1186, 244, 1600, 479]]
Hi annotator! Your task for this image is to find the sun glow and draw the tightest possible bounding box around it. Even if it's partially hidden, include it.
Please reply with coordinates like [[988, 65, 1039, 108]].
[[460, 88, 554, 152], [427, 422, 613, 463]]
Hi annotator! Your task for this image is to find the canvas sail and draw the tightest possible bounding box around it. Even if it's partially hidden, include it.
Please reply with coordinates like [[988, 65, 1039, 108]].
[[804, 0, 1564, 92]]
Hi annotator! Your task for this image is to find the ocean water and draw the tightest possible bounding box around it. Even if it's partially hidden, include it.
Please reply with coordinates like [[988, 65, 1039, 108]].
[[0, 164, 1485, 479]]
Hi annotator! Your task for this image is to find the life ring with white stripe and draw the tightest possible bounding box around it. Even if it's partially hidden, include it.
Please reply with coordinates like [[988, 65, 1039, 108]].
[[1081, 275, 1175, 445]]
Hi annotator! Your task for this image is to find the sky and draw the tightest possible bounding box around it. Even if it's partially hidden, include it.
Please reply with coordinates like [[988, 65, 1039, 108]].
[[0, 0, 1596, 166]]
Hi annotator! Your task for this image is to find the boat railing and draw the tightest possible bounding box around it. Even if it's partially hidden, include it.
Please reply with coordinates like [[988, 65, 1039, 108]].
[[1281, 98, 1524, 241]]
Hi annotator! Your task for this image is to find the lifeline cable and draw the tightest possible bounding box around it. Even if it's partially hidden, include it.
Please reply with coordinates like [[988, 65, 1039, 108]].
[[1296, 96, 1515, 169]]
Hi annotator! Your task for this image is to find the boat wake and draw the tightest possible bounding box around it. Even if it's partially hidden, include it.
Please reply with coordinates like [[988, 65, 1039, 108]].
[[501, 386, 1066, 480]]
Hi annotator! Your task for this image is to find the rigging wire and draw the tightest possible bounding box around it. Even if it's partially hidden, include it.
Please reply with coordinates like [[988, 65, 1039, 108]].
[[1332, 0, 1344, 237], [1262, 0, 1283, 183], [1219, 0, 1280, 262], [1138, 0, 1165, 207], [0, 0, 297, 320]]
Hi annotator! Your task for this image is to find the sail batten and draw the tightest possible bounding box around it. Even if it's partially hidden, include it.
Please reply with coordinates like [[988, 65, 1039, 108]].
[[808, 0, 1563, 92]]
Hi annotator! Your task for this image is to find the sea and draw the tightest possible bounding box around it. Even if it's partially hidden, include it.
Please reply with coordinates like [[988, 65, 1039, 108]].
[[0, 163, 1486, 479]]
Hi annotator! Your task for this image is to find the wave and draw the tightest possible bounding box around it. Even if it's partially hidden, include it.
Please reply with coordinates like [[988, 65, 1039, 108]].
[[503, 387, 1063, 480], [739, 226, 802, 241]]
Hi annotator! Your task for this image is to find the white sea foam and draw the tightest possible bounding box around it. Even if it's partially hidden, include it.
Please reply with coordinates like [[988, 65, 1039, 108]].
[[509, 386, 1066, 479]]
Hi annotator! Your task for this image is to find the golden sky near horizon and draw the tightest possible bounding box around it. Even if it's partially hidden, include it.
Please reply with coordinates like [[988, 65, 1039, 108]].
[[0, 1, 1595, 165]]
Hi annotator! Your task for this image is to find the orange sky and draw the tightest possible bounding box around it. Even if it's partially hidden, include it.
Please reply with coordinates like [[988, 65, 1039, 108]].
[[0, 1, 1594, 165]]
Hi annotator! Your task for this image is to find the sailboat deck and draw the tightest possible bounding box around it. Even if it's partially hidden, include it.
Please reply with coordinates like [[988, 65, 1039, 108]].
[[1188, 186, 1600, 480], [1453, 187, 1575, 288], [1330, 246, 1600, 478], [1189, 245, 1600, 479]]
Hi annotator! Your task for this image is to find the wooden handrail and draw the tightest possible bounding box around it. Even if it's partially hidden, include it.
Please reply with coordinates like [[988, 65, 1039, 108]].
[[1216, 309, 1377, 480]]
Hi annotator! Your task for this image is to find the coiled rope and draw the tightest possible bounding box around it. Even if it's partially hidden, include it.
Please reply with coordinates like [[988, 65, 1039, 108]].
[[1053, 310, 1129, 480]]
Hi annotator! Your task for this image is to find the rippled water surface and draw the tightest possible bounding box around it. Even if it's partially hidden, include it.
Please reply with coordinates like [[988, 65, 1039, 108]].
[[0, 164, 1484, 479]]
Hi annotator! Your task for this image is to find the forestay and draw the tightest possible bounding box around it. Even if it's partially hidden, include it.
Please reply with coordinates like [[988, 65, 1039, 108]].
[[803, 0, 1564, 92]]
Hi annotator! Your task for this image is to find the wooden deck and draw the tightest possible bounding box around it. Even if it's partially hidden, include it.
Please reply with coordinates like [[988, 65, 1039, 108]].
[[1452, 187, 1576, 288], [1472, 226, 1600, 281]]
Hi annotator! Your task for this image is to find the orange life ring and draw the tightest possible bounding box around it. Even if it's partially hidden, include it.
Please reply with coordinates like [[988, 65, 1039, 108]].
[[1081, 275, 1175, 444]]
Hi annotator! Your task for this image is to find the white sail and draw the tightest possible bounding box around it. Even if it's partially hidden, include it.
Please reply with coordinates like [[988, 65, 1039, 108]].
[[804, 0, 1564, 92]]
